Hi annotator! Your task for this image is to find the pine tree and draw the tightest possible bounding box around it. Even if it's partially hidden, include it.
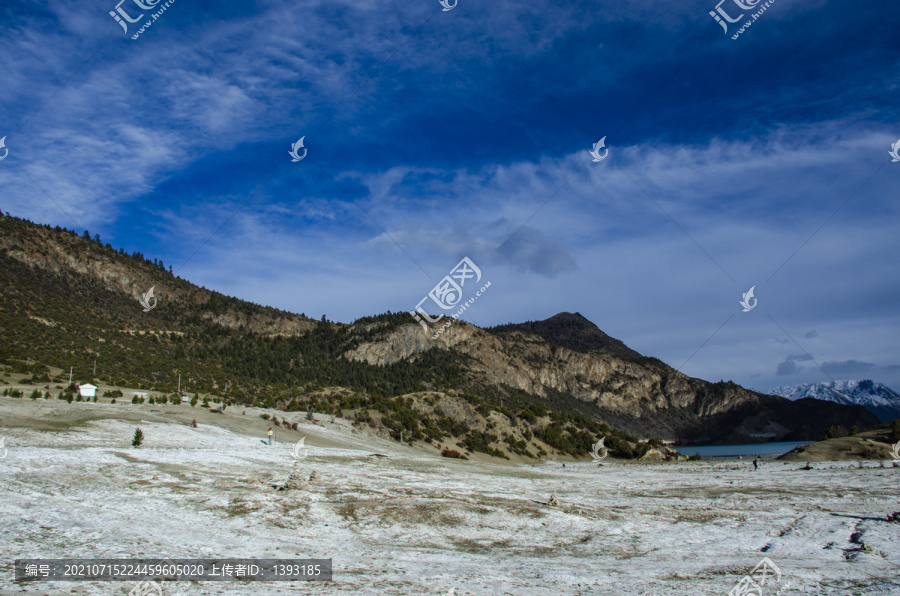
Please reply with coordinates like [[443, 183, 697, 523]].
[[132, 428, 144, 447]]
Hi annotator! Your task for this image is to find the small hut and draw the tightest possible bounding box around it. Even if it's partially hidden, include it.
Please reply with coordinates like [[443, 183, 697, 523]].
[[78, 383, 97, 398]]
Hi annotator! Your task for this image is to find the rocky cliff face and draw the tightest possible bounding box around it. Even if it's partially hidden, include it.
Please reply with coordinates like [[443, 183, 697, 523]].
[[344, 318, 878, 441], [346, 320, 727, 411]]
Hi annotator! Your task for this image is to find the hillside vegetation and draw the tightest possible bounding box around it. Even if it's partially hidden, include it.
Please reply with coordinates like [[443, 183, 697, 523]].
[[0, 213, 880, 459]]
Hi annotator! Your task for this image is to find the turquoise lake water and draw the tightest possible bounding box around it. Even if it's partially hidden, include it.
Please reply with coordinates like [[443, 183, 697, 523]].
[[674, 441, 813, 459]]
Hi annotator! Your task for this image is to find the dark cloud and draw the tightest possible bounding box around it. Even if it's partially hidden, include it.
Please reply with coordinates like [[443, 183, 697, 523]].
[[821, 359, 876, 376], [496, 226, 576, 278], [776, 353, 814, 376], [776, 359, 799, 376]]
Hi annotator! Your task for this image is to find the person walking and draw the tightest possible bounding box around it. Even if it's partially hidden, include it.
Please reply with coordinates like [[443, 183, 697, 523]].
[[267, 427, 274, 445], [753, 458, 758, 471]]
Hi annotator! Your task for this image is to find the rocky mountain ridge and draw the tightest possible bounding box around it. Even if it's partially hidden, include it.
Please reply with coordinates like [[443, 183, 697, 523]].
[[0, 213, 880, 444], [344, 311, 878, 442]]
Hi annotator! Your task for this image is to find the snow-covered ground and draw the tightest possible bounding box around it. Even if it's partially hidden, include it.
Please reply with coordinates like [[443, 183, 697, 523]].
[[1, 397, 899, 595]]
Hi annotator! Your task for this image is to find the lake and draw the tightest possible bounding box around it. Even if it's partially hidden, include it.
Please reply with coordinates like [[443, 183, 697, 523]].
[[674, 441, 813, 459]]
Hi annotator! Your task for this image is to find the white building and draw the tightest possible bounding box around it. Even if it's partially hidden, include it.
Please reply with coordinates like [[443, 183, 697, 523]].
[[78, 383, 97, 398]]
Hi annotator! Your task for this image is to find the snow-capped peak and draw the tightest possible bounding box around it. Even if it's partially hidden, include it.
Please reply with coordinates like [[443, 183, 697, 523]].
[[768, 379, 900, 423]]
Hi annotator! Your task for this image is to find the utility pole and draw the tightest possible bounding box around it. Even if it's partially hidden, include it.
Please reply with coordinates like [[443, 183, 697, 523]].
[[93, 358, 96, 376], [68, 366, 73, 386], [178, 374, 181, 395]]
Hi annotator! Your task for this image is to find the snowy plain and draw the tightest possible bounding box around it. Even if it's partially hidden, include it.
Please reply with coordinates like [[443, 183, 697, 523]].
[[1, 397, 898, 596]]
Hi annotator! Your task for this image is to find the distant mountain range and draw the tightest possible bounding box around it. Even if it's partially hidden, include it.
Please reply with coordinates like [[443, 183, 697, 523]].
[[769, 380, 900, 423]]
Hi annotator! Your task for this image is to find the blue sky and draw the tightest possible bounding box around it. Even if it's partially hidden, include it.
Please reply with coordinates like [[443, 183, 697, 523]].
[[1, 0, 899, 393]]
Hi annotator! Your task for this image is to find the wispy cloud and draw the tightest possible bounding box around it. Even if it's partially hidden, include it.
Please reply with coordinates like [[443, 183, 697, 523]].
[[1, 0, 898, 394]]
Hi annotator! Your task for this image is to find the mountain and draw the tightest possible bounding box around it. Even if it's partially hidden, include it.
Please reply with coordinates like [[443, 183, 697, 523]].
[[489, 312, 646, 363], [769, 380, 900, 423], [0, 213, 880, 454]]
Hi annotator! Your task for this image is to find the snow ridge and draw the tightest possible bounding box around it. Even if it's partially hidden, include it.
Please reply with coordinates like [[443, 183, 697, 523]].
[[768, 379, 900, 423]]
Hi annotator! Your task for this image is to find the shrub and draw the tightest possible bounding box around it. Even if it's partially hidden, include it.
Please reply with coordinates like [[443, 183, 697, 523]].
[[825, 425, 847, 440], [441, 448, 467, 460], [103, 389, 123, 397], [30, 389, 40, 400], [632, 443, 651, 458], [110, 399, 116, 404], [260, 413, 271, 420], [191, 419, 198, 428], [132, 428, 144, 447], [190, 394, 198, 407], [355, 409, 373, 425], [170, 394, 181, 405], [462, 430, 507, 459], [30, 371, 51, 383], [518, 410, 536, 424]]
